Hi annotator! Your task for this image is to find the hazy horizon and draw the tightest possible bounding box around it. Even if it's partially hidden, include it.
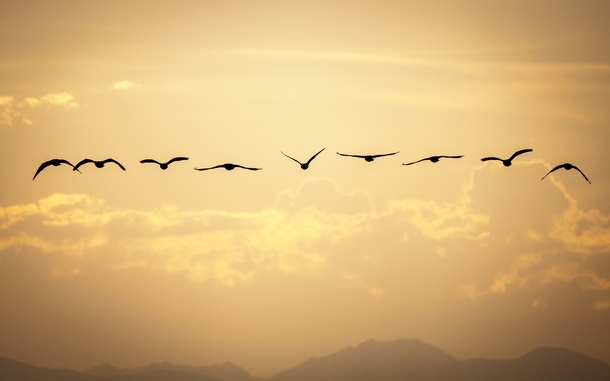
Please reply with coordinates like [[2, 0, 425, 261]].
[[1, 0, 610, 378]]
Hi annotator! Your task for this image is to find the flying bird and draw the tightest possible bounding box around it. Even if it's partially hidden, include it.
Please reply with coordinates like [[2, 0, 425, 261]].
[[403, 155, 464, 166], [281, 148, 325, 170], [140, 157, 189, 170], [194, 163, 261, 171], [336, 151, 399, 162], [33, 159, 79, 180], [541, 163, 590, 184], [73, 158, 126, 171], [481, 149, 533, 167]]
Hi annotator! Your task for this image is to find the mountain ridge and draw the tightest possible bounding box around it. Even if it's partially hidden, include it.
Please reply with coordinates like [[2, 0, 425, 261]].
[[82, 360, 262, 381], [2, 339, 610, 381]]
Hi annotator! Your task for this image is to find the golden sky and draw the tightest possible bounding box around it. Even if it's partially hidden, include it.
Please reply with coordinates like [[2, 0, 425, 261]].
[[1, 0, 610, 377]]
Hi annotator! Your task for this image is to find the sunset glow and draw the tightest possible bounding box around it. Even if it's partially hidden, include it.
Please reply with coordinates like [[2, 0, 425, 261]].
[[1, 1, 609, 378]]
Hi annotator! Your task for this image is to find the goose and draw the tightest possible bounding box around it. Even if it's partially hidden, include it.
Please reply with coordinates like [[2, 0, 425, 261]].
[[403, 155, 464, 166], [73, 158, 126, 171], [481, 149, 532, 167], [194, 163, 261, 171], [281, 148, 325, 170], [541, 163, 590, 184], [140, 157, 189, 170], [336, 151, 399, 162], [33, 159, 79, 180]]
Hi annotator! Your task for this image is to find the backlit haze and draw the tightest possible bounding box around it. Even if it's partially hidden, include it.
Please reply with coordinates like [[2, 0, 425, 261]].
[[1, 0, 610, 377]]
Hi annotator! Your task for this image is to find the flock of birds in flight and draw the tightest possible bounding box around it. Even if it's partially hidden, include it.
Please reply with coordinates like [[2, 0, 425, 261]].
[[32, 148, 591, 184]]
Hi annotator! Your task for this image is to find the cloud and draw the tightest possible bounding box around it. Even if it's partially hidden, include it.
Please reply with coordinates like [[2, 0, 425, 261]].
[[0, 92, 78, 126], [0, 189, 370, 285], [388, 198, 489, 241], [220, 48, 610, 122], [223, 48, 610, 75], [550, 200, 610, 255], [461, 164, 610, 299], [594, 300, 610, 310], [21, 92, 78, 108], [3, 169, 609, 297], [0, 176, 488, 286], [110, 80, 139, 90]]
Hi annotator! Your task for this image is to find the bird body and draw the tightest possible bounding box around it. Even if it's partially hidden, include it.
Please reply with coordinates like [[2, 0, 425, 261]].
[[74, 158, 126, 171], [403, 155, 463, 166], [140, 157, 189, 170], [541, 163, 590, 184], [194, 163, 261, 171], [336, 151, 399, 162], [281, 148, 325, 170], [33, 159, 78, 180], [481, 149, 532, 167]]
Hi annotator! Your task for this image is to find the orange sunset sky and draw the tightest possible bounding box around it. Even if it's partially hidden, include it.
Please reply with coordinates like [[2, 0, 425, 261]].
[[1, 0, 610, 377]]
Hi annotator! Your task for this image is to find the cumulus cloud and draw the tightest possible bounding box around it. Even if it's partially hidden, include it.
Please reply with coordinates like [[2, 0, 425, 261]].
[[388, 198, 489, 241], [550, 197, 610, 254], [0, 92, 78, 126], [461, 166, 610, 300], [2, 170, 609, 297], [0, 177, 489, 286], [0, 189, 370, 285]]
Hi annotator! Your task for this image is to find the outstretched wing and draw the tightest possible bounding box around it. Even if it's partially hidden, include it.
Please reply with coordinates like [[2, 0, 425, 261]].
[[33, 161, 52, 180], [402, 158, 427, 166], [73, 158, 94, 171], [336, 152, 364, 158], [305, 148, 325, 165], [104, 158, 126, 170], [234, 164, 262, 171], [438, 155, 464, 159], [194, 164, 224, 171], [572, 165, 591, 184], [166, 157, 189, 165], [140, 159, 161, 165], [481, 156, 501, 162], [508, 149, 533, 161], [281, 151, 302, 165], [541, 164, 564, 181], [33, 159, 74, 180], [371, 151, 399, 158]]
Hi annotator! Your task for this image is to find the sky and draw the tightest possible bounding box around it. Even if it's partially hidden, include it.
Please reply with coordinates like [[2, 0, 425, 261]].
[[1, 0, 610, 377]]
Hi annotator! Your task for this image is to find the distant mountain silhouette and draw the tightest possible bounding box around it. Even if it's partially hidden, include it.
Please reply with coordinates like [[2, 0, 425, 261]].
[[0, 356, 92, 381], [268, 339, 610, 381], [2, 339, 610, 381], [269, 339, 460, 381], [0, 356, 254, 381], [83, 361, 262, 381]]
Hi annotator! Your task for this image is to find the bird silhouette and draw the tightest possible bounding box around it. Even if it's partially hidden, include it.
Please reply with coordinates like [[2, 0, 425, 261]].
[[194, 163, 261, 171], [403, 155, 464, 166], [336, 151, 399, 162], [33, 159, 79, 180], [481, 149, 532, 167], [73, 158, 126, 171], [541, 163, 590, 184], [140, 157, 189, 170], [281, 148, 325, 170]]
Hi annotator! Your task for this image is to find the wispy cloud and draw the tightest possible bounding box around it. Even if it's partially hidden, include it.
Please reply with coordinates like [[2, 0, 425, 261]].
[[110, 80, 139, 90], [594, 300, 610, 310], [220, 48, 610, 121], [223, 48, 610, 76]]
